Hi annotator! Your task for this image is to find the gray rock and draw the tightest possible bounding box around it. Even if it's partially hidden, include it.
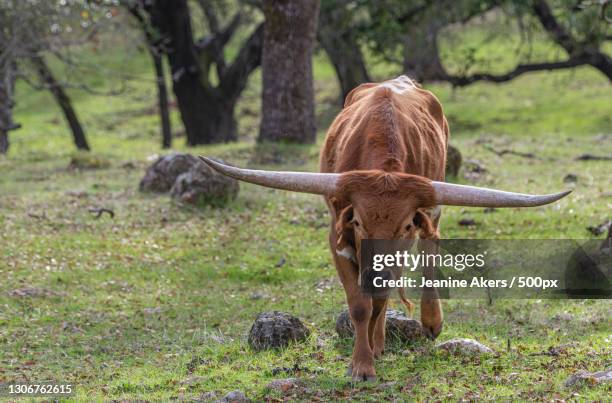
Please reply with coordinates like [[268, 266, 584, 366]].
[[143, 307, 162, 315], [563, 173, 578, 183], [248, 311, 310, 351], [445, 145, 462, 178], [463, 159, 488, 182], [180, 375, 205, 386], [139, 153, 199, 193], [458, 218, 477, 226], [336, 309, 424, 344], [565, 369, 612, 387], [170, 162, 238, 207], [436, 338, 494, 354], [215, 390, 249, 403]]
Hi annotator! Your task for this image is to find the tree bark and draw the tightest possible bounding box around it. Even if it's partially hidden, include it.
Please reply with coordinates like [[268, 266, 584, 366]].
[[402, 19, 446, 82], [0, 62, 17, 154], [127, 2, 173, 149], [318, 3, 370, 104], [151, 0, 262, 145], [150, 49, 172, 149], [32, 55, 90, 151], [259, 0, 320, 143]]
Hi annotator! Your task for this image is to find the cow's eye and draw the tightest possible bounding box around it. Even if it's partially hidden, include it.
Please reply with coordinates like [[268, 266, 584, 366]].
[[405, 224, 412, 231], [352, 219, 360, 227]]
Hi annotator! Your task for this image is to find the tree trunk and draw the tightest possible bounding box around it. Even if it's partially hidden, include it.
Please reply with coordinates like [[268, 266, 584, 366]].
[[32, 56, 90, 151], [150, 49, 172, 149], [403, 19, 446, 82], [151, 0, 262, 145], [0, 131, 7, 155], [318, 4, 370, 104], [0, 62, 17, 155], [258, 0, 320, 144], [171, 75, 237, 144]]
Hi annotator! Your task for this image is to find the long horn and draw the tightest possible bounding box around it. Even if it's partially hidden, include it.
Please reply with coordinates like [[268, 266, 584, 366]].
[[199, 157, 339, 195], [432, 181, 571, 207]]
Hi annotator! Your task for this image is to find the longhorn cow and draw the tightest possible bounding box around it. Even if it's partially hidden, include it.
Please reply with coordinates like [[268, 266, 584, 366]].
[[200, 76, 570, 381]]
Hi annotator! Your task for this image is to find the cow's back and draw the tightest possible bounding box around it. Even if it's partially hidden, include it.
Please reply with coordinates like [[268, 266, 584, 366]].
[[320, 76, 448, 182]]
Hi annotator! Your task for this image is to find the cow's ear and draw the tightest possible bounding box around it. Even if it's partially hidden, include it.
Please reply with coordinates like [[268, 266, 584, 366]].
[[413, 209, 439, 240], [336, 205, 355, 251]]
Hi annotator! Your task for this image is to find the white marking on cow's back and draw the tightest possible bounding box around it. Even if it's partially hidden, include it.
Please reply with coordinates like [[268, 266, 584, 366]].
[[379, 75, 416, 94], [336, 246, 356, 263]]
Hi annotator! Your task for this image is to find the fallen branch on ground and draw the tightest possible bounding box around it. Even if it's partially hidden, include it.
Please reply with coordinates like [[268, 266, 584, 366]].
[[575, 154, 612, 161], [88, 207, 115, 219], [483, 146, 538, 159]]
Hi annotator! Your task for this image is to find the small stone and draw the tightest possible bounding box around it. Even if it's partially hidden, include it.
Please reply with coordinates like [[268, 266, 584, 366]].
[[553, 312, 574, 321], [143, 307, 162, 315], [464, 159, 487, 173], [563, 173, 578, 183], [249, 292, 266, 300], [463, 159, 488, 182], [61, 322, 83, 333], [436, 338, 494, 354], [565, 369, 612, 387], [122, 161, 137, 170], [186, 356, 209, 373], [248, 311, 310, 351], [8, 288, 58, 298], [266, 378, 302, 393], [377, 381, 397, 390], [181, 375, 205, 386], [215, 390, 249, 403], [458, 218, 477, 226], [336, 309, 424, 344]]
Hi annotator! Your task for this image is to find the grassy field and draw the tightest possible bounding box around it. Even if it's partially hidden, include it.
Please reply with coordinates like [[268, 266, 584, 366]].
[[1, 19, 611, 402]]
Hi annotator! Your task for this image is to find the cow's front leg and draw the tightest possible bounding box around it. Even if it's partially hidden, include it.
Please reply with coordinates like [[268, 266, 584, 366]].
[[330, 238, 376, 380], [370, 298, 387, 358], [419, 238, 443, 339], [346, 285, 375, 381]]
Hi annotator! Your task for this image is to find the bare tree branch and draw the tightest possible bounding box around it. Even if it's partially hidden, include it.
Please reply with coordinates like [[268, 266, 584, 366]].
[[219, 23, 263, 100], [446, 57, 588, 86]]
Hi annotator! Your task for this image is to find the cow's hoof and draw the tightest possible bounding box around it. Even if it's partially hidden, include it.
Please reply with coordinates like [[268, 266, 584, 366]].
[[423, 322, 443, 340], [352, 373, 377, 382], [346, 363, 352, 376], [349, 363, 376, 382], [373, 347, 384, 359]]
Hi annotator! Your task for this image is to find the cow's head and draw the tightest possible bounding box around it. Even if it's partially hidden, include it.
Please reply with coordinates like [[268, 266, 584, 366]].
[[332, 171, 439, 264], [199, 157, 570, 264]]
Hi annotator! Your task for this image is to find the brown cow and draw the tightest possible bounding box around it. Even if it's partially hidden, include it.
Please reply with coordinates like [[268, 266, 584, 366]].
[[200, 75, 570, 381]]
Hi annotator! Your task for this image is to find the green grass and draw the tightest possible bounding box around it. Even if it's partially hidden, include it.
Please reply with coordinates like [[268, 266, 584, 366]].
[[1, 17, 611, 402]]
